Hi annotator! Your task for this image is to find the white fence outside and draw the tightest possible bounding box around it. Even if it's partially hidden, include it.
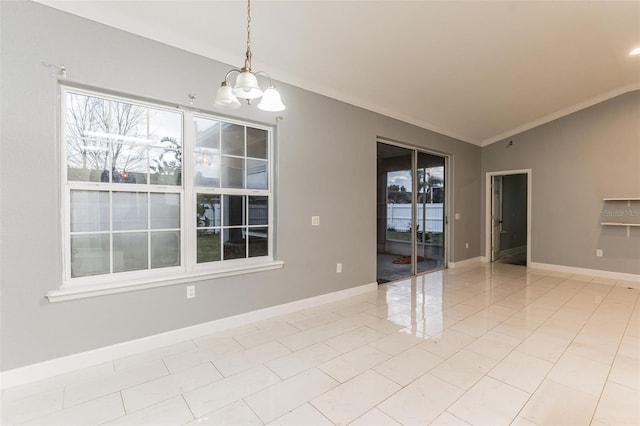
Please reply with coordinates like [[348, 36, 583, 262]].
[[387, 203, 444, 233]]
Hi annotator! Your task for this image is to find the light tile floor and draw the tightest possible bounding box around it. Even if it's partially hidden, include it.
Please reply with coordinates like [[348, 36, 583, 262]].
[[2, 263, 639, 425]]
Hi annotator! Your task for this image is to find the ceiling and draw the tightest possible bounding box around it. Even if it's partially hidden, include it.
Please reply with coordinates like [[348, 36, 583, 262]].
[[36, 1, 640, 146]]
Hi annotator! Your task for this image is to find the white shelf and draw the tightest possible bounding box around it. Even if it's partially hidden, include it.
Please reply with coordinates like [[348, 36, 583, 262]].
[[601, 199, 639, 237], [600, 222, 639, 238]]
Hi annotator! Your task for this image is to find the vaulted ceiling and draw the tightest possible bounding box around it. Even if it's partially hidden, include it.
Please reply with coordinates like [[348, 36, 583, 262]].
[[36, 0, 640, 146]]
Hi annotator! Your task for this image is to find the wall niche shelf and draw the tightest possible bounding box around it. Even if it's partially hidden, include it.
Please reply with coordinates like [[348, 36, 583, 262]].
[[601, 198, 640, 237]]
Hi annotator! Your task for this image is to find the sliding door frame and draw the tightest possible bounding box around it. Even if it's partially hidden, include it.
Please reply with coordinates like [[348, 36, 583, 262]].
[[377, 138, 450, 275]]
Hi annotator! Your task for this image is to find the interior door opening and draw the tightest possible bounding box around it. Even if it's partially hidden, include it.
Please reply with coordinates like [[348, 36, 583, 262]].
[[490, 173, 528, 266], [376, 141, 447, 284]]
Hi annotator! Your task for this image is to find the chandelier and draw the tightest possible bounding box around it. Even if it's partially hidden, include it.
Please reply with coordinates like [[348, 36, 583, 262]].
[[213, 0, 286, 112]]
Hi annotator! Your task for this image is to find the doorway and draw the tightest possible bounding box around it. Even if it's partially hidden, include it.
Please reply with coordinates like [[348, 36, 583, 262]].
[[486, 170, 531, 266], [376, 141, 447, 283]]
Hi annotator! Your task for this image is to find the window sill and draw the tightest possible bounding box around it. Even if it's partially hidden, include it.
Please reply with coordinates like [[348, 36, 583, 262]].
[[47, 260, 285, 303]]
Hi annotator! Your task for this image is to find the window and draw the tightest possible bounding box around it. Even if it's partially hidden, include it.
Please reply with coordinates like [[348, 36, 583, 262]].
[[57, 87, 279, 299], [194, 118, 270, 265]]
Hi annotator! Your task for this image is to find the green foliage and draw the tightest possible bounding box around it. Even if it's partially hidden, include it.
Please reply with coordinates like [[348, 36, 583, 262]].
[[150, 137, 182, 175]]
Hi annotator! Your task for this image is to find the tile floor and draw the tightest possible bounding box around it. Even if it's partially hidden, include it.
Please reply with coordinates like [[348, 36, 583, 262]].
[[2, 263, 639, 425]]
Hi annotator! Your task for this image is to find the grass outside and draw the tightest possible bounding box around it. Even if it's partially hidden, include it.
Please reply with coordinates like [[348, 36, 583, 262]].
[[197, 230, 268, 262], [197, 231, 221, 263]]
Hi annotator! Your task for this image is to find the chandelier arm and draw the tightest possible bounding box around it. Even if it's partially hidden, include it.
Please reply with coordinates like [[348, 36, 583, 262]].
[[223, 68, 243, 83], [253, 70, 274, 86]]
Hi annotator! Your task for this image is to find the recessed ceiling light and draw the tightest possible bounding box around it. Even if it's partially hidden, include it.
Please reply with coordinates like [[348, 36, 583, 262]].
[[630, 47, 640, 56]]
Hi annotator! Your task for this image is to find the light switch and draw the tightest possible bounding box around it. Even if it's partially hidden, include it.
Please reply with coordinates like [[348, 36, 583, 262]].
[[312, 216, 320, 226]]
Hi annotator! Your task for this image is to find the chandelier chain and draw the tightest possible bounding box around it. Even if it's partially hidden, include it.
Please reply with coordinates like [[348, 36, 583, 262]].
[[245, 0, 252, 67]]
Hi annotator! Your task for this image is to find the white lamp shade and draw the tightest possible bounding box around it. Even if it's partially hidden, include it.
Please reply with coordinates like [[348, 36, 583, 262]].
[[258, 87, 286, 112], [232, 71, 263, 99], [214, 84, 241, 109]]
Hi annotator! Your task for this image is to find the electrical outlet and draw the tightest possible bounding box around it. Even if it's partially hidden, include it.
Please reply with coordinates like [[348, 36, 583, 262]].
[[187, 285, 195, 299], [465, 242, 469, 249], [596, 249, 603, 257], [311, 216, 320, 226], [336, 263, 342, 273]]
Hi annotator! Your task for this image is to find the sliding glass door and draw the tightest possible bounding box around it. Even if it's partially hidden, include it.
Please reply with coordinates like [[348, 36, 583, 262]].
[[376, 142, 446, 283], [416, 152, 445, 274], [376, 143, 413, 283]]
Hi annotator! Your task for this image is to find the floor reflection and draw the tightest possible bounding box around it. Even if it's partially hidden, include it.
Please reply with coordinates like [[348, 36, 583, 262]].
[[3, 262, 638, 426]]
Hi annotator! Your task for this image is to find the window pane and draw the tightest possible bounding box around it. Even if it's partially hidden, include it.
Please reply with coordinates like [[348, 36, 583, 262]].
[[194, 117, 220, 150], [149, 144, 182, 186], [249, 228, 268, 258], [197, 229, 221, 263], [66, 93, 111, 183], [66, 92, 183, 187], [248, 196, 268, 225], [150, 193, 180, 229], [70, 234, 110, 278], [247, 127, 267, 159], [70, 190, 109, 232], [113, 232, 148, 272], [148, 109, 182, 185], [194, 117, 220, 187], [113, 192, 148, 230], [67, 94, 149, 183], [224, 195, 245, 226], [151, 231, 180, 268], [246, 159, 268, 190], [197, 194, 221, 228], [113, 143, 147, 184], [149, 109, 182, 143], [221, 123, 244, 156], [108, 99, 148, 139], [67, 149, 110, 182], [223, 228, 246, 260], [222, 156, 244, 188], [194, 151, 220, 187]]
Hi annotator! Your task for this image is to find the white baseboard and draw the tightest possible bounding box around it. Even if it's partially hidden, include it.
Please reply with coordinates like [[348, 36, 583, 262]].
[[529, 262, 640, 285], [449, 256, 482, 268], [0, 282, 377, 390]]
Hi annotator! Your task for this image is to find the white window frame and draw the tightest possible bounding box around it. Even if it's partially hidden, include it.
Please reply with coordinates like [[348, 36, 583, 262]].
[[48, 86, 282, 302]]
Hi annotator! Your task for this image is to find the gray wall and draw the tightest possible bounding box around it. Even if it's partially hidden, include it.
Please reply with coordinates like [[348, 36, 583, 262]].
[[482, 90, 640, 274], [0, 1, 481, 371]]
